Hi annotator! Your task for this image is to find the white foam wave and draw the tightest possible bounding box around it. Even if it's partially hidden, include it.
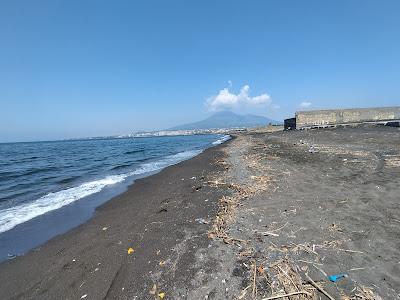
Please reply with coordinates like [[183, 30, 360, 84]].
[[212, 135, 231, 145], [0, 149, 202, 234]]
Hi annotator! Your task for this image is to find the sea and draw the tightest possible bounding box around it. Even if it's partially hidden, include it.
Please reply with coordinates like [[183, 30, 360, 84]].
[[0, 134, 230, 261]]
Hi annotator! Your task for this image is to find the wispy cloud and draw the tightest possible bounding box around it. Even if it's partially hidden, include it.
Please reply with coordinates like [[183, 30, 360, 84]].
[[206, 84, 271, 111], [299, 101, 312, 108]]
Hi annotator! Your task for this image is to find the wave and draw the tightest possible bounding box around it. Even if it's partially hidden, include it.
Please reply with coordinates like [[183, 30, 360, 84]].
[[56, 175, 81, 184], [212, 135, 231, 145], [125, 149, 145, 155], [111, 163, 134, 170], [0, 149, 202, 234]]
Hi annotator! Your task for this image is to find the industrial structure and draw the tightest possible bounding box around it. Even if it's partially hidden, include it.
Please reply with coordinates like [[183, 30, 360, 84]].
[[284, 106, 400, 130]]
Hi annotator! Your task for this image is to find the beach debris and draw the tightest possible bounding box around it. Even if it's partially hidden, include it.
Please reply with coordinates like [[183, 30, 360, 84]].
[[259, 231, 280, 237], [149, 284, 165, 299], [192, 185, 202, 192], [252, 261, 257, 297], [238, 285, 251, 299], [305, 273, 335, 300], [159, 260, 166, 266], [308, 145, 319, 153], [261, 291, 312, 300], [328, 273, 348, 283], [337, 248, 364, 254], [195, 218, 209, 224], [127, 247, 135, 254], [149, 284, 157, 295], [353, 286, 383, 300], [156, 249, 161, 255], [102, 226, 108, 231], [190, 176, 196, 180], [327, 223, 343, 232], [80, 294, 88, 299]]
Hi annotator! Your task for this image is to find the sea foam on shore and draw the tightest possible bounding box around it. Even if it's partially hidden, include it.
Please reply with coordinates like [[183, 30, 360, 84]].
[[212, 134, 231, 145], [0, 149, 202, 234]]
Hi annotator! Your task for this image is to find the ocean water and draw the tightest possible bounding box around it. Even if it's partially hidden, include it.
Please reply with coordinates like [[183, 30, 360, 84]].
[[0, 134, 229, 261]]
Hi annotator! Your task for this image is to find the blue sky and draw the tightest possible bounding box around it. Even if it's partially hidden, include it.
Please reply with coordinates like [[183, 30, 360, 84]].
[[1, 0, 399, 142]]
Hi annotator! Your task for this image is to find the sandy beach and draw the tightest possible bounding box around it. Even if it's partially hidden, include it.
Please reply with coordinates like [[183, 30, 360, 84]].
[[1, 126, 400, 299], [0, 140, 231, 299]]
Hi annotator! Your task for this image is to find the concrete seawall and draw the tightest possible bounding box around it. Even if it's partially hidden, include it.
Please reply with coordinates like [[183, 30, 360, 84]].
[[295, 107, 400, 129]]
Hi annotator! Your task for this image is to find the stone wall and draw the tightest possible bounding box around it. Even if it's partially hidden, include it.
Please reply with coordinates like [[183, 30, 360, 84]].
[[295, 107, 400, 129]]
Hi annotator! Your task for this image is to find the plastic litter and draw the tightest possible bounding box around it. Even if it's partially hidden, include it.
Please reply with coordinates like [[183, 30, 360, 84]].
[[158, 292, 165, 299], [328, 273, 348, 283], [195, 218, 209, 224], [127, 247, 135, 254], [149, 284, 157, 295], [308, 145, 319, 153]]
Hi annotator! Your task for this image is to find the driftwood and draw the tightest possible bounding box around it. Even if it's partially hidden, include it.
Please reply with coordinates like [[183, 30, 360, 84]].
[[261, 290, 312, 300], [305, 273, 335, 300]]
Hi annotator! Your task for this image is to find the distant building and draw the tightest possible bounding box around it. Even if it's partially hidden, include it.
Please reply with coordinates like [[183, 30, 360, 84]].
[[284, 106, 400, 130], [284, 117, 296, 130]]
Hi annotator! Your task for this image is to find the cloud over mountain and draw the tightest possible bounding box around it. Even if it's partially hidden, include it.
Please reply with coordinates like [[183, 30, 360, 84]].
[[206, 85, 271, 111]]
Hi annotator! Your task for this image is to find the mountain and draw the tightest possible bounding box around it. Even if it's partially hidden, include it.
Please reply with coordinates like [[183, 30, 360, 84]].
[[168, 111, 279, 130]]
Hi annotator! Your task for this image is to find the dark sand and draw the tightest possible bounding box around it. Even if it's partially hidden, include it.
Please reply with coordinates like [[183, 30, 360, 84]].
[[1, 126, 400, 300], [0, 142, 231, 299], [183, 125, 399, 299]]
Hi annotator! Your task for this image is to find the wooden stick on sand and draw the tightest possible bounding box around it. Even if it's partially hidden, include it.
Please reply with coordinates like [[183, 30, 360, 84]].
[[261, 290, 312, 300], [305, 273, 335, 300]]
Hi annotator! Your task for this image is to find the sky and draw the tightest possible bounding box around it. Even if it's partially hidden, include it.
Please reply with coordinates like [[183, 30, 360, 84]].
[[0, 0, 399, 142]]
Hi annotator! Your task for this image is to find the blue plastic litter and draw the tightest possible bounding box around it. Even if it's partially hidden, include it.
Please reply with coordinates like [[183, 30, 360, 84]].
[[328, 273, 348, 282]]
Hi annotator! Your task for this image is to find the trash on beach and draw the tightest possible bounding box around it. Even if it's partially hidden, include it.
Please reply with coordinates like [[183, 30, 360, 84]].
[[159, 260, 166, 266], [257, 265, 265, 274], [127, 247, 135, 254], [328, 273, 348, 283], [259, 231, 279, 237], [80, 294, 88, 299], [195, 218, 209, 224], [149, 284, 157, 295], [149, 283, 165, 299], [309, 145, 319, 153], [102, 226, 108, 231]]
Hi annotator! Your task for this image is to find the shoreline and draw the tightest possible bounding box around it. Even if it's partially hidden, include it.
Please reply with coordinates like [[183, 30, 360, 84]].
[[2, 126, 398, 299], [0, 135, 230, 262], [0, 137, 233, 299]]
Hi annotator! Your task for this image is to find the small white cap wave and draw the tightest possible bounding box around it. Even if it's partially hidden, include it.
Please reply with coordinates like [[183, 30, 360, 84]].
[[212, 135, 231, 145], [0, 149, 202, 234]]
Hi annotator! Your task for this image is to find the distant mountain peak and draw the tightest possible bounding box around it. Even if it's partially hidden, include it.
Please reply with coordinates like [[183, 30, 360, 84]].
[[168, 111, 279, 131]]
